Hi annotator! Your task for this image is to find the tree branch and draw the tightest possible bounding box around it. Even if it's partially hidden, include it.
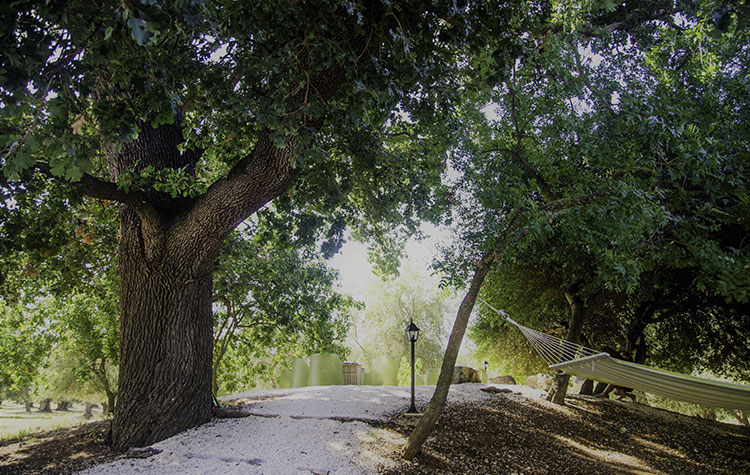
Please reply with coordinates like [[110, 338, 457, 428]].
[[34, 163, 160, 221], [34, 163, 166, 252]]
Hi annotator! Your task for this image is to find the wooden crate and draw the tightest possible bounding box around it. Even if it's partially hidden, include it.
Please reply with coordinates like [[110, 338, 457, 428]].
[[342, 363, 362, 385]]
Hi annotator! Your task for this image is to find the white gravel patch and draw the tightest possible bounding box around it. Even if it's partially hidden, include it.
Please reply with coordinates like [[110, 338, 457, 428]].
[[79, 384, 546, 475]]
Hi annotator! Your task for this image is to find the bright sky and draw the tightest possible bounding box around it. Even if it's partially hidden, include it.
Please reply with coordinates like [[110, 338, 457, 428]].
[[328, 222, 446, 300]]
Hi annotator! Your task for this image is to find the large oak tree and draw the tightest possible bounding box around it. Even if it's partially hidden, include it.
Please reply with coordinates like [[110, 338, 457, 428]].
[[1, 0, 483, 449]]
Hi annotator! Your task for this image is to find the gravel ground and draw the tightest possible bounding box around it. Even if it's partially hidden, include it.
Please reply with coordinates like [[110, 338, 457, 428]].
[[75, 384, 546, 475], [1, 384, 748, 474]]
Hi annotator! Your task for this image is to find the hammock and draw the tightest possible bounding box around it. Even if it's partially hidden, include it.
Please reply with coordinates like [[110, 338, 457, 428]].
[[478, 298, 750, 411]]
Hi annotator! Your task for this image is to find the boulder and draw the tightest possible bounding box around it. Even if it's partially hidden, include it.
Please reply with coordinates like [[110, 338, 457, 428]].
[[489, 375, 517, 385], [525, 373, 553, 391], [452, 366, 482, 384]]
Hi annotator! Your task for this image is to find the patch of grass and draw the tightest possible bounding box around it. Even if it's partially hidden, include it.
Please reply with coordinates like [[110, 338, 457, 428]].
[[0, 401, 104, 440]]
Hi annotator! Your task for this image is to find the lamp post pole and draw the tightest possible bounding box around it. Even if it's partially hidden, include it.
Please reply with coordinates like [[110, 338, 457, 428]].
[[405, 319, 420, 414]]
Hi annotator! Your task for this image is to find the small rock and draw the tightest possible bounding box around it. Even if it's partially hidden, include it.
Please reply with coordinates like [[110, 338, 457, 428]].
[[125, 447, 162, 459], [480, 386, 512, 394]]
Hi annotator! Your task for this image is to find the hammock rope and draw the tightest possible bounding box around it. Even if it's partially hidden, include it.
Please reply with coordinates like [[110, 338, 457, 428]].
[[477, 297, 750, 411]]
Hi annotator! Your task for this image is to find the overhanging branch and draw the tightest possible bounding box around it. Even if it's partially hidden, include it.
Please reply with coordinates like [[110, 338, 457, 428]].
[[34, 163, 162, 226]]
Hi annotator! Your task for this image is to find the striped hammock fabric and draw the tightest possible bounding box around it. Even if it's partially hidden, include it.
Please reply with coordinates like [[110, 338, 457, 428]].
[[478, 298, 750, 411]]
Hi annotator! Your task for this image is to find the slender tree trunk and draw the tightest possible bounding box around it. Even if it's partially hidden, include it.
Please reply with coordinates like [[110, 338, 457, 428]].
[[579, 379, 594, 395], [91, 358, 117, 414], [402, 254, 493, 460], [105, 389, 117, 415], [84, 402, 94, 419], [547, 290, 585, 405], [625, 304, 654, 364], [211, 301, 238, 395]]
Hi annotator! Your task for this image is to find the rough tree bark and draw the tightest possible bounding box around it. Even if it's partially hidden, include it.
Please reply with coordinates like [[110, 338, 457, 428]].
[[402, 252, 494, 460], [547, 290, 586, 405]]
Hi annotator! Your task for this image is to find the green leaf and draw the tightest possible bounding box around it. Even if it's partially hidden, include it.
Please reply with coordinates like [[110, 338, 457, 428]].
[[127, 17, 151, 45]]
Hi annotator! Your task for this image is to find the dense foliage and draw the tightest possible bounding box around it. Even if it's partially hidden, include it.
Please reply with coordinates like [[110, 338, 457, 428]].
[[455, 1, 750, 383], [212, 225, 354, 394]]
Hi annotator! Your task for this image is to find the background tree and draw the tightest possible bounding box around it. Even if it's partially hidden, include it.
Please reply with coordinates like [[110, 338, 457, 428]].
[[49, 289, 120, 413], [0, 299, 54, 405], [0, 184, 121, 412], [211, 226, 354, 394], [347, 261, 451, 371]]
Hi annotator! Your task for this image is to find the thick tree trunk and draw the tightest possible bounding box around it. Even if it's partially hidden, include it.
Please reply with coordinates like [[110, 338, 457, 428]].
[[107, 120, 299, 449], [84, 402, 94, 419], [547, 291, 585, 405], [56, 400, 70, 411], [109, 123, 215, 450], [402, 254, 493, 460], [111, 224, 214, 449], [25, 401, 32, 412]]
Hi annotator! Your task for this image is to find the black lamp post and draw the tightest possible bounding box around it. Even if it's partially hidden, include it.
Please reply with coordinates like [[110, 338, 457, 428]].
[[405, 319, 420, 414]]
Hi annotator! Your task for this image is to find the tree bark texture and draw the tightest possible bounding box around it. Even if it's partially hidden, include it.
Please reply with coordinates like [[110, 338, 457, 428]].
[[111, 231, 214, 449], [402, 254, 493, 460], [547, 291, 585, 405]]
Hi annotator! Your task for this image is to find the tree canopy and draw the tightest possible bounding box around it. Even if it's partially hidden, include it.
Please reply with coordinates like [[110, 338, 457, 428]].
[[348, 261, 451, 371], [444, 0, 750, 381]]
